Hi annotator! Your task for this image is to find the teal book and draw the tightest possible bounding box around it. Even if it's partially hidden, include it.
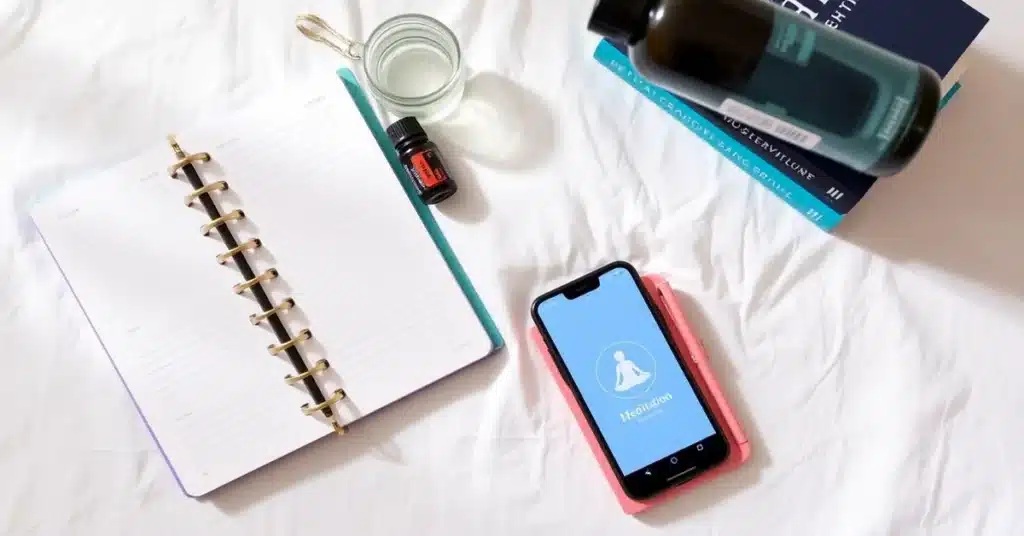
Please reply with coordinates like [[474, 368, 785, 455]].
[[593, 0, 988, 230]]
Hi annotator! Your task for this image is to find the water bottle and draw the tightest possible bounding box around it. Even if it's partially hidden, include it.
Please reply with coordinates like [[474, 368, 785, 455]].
[[587, 0, 943, 176]]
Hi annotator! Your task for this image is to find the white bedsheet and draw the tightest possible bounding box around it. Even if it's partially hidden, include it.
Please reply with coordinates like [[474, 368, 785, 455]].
[[1, 0, 1021, 534]]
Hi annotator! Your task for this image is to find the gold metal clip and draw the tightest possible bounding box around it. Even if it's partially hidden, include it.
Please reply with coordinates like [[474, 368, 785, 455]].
[[217, 238, 262, 265], [185, 181, 229, 206], [285, 359, 330, 385], [201, 209, 245, 236], [296, 13, 364, 60], [302, 388, 347, 415], [249, 297, 295, 325], [268, 328, 312, 356], [233, 268, 278, 294], [167, 135, 211, 177]]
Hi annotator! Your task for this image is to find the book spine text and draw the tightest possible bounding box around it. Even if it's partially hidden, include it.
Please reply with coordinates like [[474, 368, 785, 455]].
[[593, 40, 842, 230]]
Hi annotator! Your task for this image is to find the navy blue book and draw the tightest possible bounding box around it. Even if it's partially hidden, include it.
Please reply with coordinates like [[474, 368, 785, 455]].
[[593, 0, 989, 230]]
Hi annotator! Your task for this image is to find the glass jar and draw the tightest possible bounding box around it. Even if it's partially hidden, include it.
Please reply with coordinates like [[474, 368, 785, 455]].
[[296, 13, 465, 124], [361, 14, 466, 124]]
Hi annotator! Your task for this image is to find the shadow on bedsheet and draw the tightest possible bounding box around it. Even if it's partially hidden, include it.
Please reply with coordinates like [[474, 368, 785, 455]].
[[839, 52, 1024, 302], [430, 71, 556, 225], [430, 71, 556, 173], [639, 290, 769, 525], [202, 347, 507, 512]]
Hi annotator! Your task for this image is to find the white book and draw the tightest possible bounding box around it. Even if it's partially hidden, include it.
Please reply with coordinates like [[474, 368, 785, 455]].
[[31, 77, 500, 497]]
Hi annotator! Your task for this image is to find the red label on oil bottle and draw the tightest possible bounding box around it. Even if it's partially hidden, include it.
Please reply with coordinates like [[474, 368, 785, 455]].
[[409, 149, 448, 188]]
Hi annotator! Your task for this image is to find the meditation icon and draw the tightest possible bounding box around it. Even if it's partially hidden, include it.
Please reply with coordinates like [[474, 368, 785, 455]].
[[613, 350, 651, 392]]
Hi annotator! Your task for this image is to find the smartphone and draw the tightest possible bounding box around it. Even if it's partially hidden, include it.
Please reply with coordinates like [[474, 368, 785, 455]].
[[531, 261, 729, 500]]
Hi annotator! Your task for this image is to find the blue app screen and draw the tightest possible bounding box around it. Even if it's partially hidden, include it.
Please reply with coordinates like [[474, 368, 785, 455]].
[[536, 267, 717, 475]]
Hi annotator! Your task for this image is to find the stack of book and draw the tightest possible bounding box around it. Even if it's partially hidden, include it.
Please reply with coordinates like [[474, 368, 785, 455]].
[[593, 0, 989, 231]]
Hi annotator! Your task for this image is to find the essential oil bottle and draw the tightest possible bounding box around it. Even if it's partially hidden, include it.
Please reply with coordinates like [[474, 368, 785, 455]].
[[386, 117, 459, 205], [587, 0, 943, 176]]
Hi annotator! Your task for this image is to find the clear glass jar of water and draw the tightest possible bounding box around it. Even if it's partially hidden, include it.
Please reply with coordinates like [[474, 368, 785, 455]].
[[361, 14, 465, 124]]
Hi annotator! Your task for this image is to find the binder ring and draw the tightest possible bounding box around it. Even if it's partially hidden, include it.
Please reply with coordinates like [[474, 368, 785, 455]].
[[168, 152, 211, 177], [201, 209, 245, 236], [185, 181, 229, 206], [268, 328, 312, 356], [249, 298, 295, 325], [285, 359, 329, 385], [217, 238, 262, 265], [302, 388, 347, 416], [233, 268, 278, 294]]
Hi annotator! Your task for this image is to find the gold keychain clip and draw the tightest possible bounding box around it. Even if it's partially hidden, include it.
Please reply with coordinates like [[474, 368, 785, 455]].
[[295, 13, 363, 60]]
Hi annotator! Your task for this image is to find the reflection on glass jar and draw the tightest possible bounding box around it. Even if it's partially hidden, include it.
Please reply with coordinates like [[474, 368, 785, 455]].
[[362, 14, 465, 124]]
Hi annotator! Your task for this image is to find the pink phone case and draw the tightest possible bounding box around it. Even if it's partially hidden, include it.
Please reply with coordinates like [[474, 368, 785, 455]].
[[529, 274, 751, 515]]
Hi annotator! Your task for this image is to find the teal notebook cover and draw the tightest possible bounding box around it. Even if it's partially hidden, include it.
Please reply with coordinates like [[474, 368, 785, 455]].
[[336, 67, 505, 353]]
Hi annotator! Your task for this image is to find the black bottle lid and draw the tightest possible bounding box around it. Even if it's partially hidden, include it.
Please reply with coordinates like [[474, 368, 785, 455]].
[[386, 116, 427, 147], [587, 0, 656, 44]]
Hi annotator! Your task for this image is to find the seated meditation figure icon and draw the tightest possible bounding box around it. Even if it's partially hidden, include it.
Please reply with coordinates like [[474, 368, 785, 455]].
[[613, 350, 651, 392]]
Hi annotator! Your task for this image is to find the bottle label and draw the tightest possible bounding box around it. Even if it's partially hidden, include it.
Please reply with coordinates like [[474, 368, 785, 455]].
[[767, 22, 817, 66], [876, 95, 913, 143], [408, 149, 448, 188], [719, 99, 822, 150]]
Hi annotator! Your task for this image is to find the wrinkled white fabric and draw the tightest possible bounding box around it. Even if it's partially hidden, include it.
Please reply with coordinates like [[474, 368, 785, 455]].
[[1, 0, 1021, 534]]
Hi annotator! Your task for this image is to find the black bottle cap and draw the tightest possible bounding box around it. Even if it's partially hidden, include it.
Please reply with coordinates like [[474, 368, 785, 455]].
[[386, 116, 427, 146], [587, 0, 654, 44]]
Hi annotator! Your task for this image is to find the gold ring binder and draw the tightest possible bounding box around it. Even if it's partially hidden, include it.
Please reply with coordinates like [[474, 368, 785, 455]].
[[166, 135, 343, 433], [217, 238, 262, 264], [167, 136, 212, 177], [285, 359, 329, 385], [233, 268, 278, 294], [185, 181, 229, 206], [268, 328, 312, 356], [201, 209, 245, 236], [302, 388, 347, 415], [249, 297, 295, 325], [168, 153, 211, 176]]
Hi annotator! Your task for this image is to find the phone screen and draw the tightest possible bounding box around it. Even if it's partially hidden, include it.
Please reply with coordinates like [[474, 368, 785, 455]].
[[533, 263, 727, 498]]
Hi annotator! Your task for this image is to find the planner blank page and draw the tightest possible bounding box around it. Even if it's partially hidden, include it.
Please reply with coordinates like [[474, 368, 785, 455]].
[[31, 78, 494, 497]]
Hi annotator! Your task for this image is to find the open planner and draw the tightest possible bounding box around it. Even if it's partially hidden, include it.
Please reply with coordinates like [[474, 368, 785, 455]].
[[31, 70, 503, 497]]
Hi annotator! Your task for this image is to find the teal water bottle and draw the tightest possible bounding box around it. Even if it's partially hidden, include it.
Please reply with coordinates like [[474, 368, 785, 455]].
[[587, 0, 942, 176]]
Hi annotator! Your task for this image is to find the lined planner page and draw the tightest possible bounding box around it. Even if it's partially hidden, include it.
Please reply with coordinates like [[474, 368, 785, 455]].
[[31, 146, 335, 497], [183, 80, 495, 426], [31, 77, 494, 497]]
